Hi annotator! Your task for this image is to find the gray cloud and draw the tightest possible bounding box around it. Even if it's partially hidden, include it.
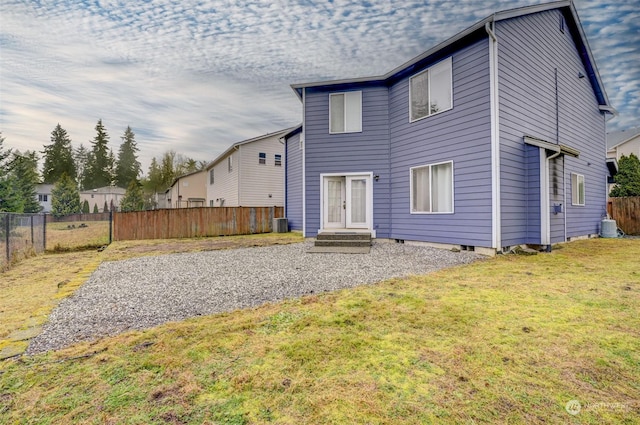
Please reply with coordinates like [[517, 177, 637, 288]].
[[1, 0, 637, 173]]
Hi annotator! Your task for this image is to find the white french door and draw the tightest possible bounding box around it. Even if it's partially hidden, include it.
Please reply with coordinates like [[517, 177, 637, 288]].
[[322, 174, 372, 231], [323, 176, 345, 229]]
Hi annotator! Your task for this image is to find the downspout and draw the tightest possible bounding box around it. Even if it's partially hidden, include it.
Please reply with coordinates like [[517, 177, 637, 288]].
[[486, 20, 501, 251], [302, 88, 306, 237], [234, 145, 240, 206], [279, 136, 286, 215]]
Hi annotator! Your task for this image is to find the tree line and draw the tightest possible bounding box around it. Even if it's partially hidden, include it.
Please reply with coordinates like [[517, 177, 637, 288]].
[[0, 120, 205, 215]]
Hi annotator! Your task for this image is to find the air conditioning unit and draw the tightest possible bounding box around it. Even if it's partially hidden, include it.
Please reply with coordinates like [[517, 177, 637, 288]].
[[273, 217, 288, 233]]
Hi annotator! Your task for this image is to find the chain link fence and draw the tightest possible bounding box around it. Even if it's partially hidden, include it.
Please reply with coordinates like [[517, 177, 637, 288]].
[[0, 212, 46, 269]]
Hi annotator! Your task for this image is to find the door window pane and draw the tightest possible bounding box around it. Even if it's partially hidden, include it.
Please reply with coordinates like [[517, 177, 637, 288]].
[[327, 180, 343, 223], [350, 179, 366, 223]]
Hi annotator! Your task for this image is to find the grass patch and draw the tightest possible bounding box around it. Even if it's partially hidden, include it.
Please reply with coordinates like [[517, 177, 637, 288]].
[[0, 238, 638, 423], [45, 221, 111, 252]]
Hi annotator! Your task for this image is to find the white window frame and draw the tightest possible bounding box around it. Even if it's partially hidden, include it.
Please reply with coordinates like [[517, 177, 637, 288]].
[[571, 173, 585, 206], [275, 154, 282, 167], [209, 169, 214, 185], [258, 152, 266, 165], [410, 160, 454, 214], [409, 57, 453, 123], [329, 91, 362, 134]]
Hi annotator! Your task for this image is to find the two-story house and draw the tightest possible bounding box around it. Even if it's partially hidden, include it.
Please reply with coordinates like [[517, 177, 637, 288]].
[[285, 1, 615, 254], [206, 128, 296, 207]]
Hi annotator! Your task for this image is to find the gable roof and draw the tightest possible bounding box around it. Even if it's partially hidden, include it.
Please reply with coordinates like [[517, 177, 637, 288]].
[[205, 126, 298, 171], [607, 127, 640, 150], [291, 0, 612, 113]]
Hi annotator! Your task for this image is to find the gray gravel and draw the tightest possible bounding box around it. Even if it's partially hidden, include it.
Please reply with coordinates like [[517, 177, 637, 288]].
[[26, 241, 482, 354]]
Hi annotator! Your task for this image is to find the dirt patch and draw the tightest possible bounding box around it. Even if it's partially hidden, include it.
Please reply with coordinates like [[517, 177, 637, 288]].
[[116, 236, 299, 255]]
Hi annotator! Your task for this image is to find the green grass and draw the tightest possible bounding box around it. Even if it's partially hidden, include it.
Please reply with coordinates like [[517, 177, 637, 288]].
[[1, 238, 639, 424]]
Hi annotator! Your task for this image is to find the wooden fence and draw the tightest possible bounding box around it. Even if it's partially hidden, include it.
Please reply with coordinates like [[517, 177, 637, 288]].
[[113, 207, 284, 241], [607, 197, 640, 235]]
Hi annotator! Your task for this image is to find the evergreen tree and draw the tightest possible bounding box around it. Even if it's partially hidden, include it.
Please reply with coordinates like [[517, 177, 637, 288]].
[[74, 144, 90, 190], [42, 124, 76, 183], [93, 203, 99, 214], [115, 126, 141, 188], [0, 134, 24, 213], [103, 200, 109, 213], [85, 119, 112, 189], [120, 180, 145, 212], [9, 150, 42, 213], [610, 153, 640, 197], [51, 173, 81, 217], [82, 199, 90, 213]]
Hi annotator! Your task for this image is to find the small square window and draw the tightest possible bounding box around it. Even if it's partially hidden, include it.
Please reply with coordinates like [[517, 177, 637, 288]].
[[275, 154, 282, 167], [410, 58, 453, 122], [571, 173, 585, 206], [330, 91, 362, 133], [209, 169, 214, 184], [259, 152, 266, 165]]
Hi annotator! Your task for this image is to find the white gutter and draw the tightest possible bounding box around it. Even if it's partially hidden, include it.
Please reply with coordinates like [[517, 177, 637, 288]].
[[486, 20, 501, 251]]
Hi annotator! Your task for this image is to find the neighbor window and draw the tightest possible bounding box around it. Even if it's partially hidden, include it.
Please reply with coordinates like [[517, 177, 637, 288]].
[[259, 152, 266, 165], [571, 173, 585, 206], [209, 169, 214, 185], [209, 200, 214, 207], [38, 194, 48, 202], [410, 57, 453, 122], [330, 91, 362, 133], [228, 156, 233, 172], [410, 161, 454, 213], [275, 154, 282, 166]]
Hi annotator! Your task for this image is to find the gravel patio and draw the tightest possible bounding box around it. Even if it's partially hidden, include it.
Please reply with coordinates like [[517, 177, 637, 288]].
[[27, 241, 482, 354]]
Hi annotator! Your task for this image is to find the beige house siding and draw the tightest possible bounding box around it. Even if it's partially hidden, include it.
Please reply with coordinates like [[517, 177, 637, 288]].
[[239, 134, 284, 206], [167, 170, 207, 208], [607, 134, 640, 160], [207, 151, 239, 207]]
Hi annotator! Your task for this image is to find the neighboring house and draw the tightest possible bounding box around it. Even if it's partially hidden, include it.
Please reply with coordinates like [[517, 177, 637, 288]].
[[285, 1, 615, 254], [35, 184, 54, 213], [166, 169, 207, 208], [607, 128, 640, 160], [206, 127, 296, 207], [155, 191, 169, 209], [80, 186, 126, 212]]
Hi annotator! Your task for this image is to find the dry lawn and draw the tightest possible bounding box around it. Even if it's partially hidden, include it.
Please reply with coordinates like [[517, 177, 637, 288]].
[[45, 221, 111, 251], [1, 238, 639, 424]]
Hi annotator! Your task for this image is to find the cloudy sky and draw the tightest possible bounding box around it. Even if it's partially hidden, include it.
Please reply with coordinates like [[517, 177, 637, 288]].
[[1, 0, 638, 173]]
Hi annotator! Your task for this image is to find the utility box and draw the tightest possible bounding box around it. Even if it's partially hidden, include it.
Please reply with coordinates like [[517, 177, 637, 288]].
[[273, 217, 288, 233]]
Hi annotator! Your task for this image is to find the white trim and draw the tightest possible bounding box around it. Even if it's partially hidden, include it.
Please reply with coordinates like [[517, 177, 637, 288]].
[[487, 22, 502, 249], [409, 161, 454, 214], [329, 91, 362, 134], [302, 89, 306, 237], [319, 172, 374, 234], [540, 150, 550, 245], [409, 57, 453, 123]]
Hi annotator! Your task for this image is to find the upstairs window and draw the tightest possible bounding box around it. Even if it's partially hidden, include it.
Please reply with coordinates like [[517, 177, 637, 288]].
[[209, 169, 214, 185], [330, 91, 362, 133], [410, 161, 454, 213], [410, 57, 453, 122], [571, 173, 585, 206], [228, 156, 233, 172], [258, 152, 266, 165], [275, 154, 282, 167]]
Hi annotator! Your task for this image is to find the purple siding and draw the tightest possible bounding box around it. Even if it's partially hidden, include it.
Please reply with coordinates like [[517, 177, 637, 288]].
[[497, 10, 607, 245], [389, 39, 493, 246], [285, 132, 303, 231], [304, 85, 391, 237]]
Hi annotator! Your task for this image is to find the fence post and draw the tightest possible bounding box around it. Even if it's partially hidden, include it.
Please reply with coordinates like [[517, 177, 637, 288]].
[[5, 214, 10, 263], [109, 210, 113, 244], [43, 214, 47, 251], [30, 215, 34, 244]]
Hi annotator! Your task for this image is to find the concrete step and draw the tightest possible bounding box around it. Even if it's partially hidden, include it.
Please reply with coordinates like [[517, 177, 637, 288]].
[[315, 239, 372, 247], [316, 232, 371, 241]]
